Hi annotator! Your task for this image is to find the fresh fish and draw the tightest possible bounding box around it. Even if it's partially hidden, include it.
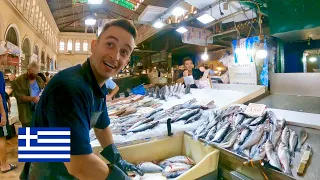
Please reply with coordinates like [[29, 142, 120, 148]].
[[155, 86, 161, 99], [249, 132, 268, 159], [267, 110, 278, 124], [145, 89, 149, 96], [204, 125, 217, 142], [251, 144, 266, 161], [279, 119, 286, 130], [278, 142, 293, 176], [144, 108, 163, 118], [238, 127, 251, 145], [205, 113, 219, 131], [149, 88, 154, 97], [270, 122, 282, 147], [162, 170, 187, 179], [281, 126, 290, 146], [219, 129, 238, 148], [234, 113, 245, 127], [159, 156, 195, 165], [221, 106, 240, 119], [127, 121, 159, 133], [241, 118, 255, 126], [206, 100, 216, 109], [181, 98, 197, 108], [185, 85, 191, 94], [176, 109, 200, 121], [118, 108, 137, 117], [127, 117, 154, 131], [149, 110, 165, 119], [289, 129, 298, 157], [162, 162, 192, 173], [249, 114, 266, 126], [265, 139, 282, 171], [233, 138, 241, 151], [185, 112, 202, 124], [194, 121, 209, 135], [296, 128, 308, 152], [119, 117, 147, 127], [212, 123, 230, 143], [170, 85, 174, 96], [137, 162, 163, 173], [236, 124, 264, 154]]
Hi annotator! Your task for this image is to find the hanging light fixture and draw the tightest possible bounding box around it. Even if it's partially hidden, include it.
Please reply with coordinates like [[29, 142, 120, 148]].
[[153, 21, 165, 29], [176, 26, 188, 33], [201, 47, 209, 61], [309, 57, 317, 62], [172, 7, 185, 17], [85, 18, 96, 26], [88, 0, 103, 4]]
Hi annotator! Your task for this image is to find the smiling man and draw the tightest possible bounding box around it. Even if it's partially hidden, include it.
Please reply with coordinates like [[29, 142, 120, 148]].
[[21, 19, 143, 180]]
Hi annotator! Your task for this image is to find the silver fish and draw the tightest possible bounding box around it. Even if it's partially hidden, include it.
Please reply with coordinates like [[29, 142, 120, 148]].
[[238, 127, 251, 145], [137, 162, 163, 173], [279, 119, 286, 130], [296, 128, 308, 152], [205, 113, 219, 131], [234, 113, 245, 127], [160, 156, 195, 165], [181, 98, 197, 108], [194, 121, 209, 136], [289, 129, 298, 157], [176, 109, 200, 121], [204, 125, 217, 142], [159, 114, 180, 124], [144, 108, 163, 118], [236, 124, 264, 154], [162, 169, 187, 179], [270, 123, 282, 147], [233, 138, 241, 151], [278, 142, 293, 176], [265, 139, 282, 170], [185, 112, 202, 124], [219, 129, 238, 148], [249, 132, 268, 159], [249, 115, 266, 126], [267, 110, 278, 124], [127, 117, 154, 131], [251, 144, 266, 161], [127, 121, 159, 133], [212, 123, 230, 143], [221, 106, 240, 119], [119, 117, 147, 127], [281, 126, 290, 146], [242, 118, 255, 126]]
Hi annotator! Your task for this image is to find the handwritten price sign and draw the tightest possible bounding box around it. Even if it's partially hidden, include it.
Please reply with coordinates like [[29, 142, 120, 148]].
[[244, 103, 266, 117]]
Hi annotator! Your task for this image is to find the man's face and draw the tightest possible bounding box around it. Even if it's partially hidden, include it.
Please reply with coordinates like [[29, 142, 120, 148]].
[[184, 60, 194, 71], [90, 26, 135, 82], [27, 67, 39, 80]]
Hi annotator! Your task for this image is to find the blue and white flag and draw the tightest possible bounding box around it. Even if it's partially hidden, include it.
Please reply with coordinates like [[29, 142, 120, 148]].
[[18, 127, 71, 162]]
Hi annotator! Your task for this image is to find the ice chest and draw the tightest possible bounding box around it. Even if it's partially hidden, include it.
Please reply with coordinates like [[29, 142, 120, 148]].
[[94, 133, 220, 179]]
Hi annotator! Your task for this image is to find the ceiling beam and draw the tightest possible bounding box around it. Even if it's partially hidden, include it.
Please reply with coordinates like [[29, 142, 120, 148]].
[[52, 4, 85, 15], [57, 11, 91, 26], [55, 11, 90, 21]]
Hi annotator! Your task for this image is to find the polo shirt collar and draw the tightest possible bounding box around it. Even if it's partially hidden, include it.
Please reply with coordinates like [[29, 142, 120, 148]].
[[81, 58, 108, 98]]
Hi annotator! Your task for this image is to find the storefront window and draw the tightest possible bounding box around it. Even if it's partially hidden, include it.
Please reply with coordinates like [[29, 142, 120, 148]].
[[59, 40, 65, 51], [67, 39, 72, 51], [83, 40, 88, 51], [75, 40, 80, 51]]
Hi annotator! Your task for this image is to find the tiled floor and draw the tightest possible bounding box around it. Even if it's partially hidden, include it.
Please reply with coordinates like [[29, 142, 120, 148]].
[[0, 136, 23, 180]]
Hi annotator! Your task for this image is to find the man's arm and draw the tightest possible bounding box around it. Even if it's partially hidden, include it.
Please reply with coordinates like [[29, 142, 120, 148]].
[[11, 80, 37, 103], [176, 77, 184, 84], [106, 85, 119, 101]]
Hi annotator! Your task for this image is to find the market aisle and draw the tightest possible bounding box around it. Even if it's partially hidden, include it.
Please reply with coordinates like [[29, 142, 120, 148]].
[[0, 136, 23, 180]]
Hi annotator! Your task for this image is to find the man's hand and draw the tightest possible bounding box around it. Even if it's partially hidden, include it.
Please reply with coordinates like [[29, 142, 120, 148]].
[[183, 70, 189, 77], [106, 95, 112, 102], [31, 96, 40, 103], [0, 114, 6, 126]]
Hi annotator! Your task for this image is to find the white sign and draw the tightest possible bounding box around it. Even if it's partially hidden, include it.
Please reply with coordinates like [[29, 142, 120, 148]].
[[228, 62, 257, 85], [244, 103, 266, 117], [182, 27, 213, 46]]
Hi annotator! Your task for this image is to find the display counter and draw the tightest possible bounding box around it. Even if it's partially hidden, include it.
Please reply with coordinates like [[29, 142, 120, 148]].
[[112, 74, 150, 97]]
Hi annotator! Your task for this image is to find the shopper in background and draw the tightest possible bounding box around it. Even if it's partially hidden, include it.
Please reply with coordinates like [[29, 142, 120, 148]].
[[176, 57, 203, 88], [37, 72, 46, 83], [0, 51, 17, 173], [105, 78, 119, 101], [45, 71, 50, 84], [12, 62, 45, 127], [5, 92, 11, 115], [26, 19, 143, 180]]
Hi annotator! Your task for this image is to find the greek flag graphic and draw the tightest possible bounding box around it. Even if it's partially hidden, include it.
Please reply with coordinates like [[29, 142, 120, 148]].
[[18, 127, 70, 162]]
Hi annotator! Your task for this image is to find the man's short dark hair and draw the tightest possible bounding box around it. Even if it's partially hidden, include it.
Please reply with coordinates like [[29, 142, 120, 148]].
[[98, 19, 137, 40], [45, 72, 49, 76], [183, 57, 193, 65]]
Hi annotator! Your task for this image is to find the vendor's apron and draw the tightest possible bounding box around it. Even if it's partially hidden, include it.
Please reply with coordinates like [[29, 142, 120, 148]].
[[22, 88, 105, 180]]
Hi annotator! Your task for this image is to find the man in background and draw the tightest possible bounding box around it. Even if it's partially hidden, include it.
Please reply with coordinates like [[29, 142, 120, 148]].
[[105, 78, 119, 101], [176, 57, 203, 88]]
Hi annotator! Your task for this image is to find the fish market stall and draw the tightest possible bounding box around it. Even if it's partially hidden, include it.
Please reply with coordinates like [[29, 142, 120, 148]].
[[90, 84, 266, 147], [93, 133, 220, 179]]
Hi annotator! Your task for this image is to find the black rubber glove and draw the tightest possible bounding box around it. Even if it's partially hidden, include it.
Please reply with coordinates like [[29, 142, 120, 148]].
[[100, 144, 144, 176], [106, 164, 131, 180]]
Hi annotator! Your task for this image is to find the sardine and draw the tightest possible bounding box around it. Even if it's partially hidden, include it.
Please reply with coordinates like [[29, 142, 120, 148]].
[[281, 126, 290, 146], [278, 142, 293, 176], [265, 139, 282, 171], [270, 122, 282, 147], [296, 128, 308, 152], [176, 109, 200, 121], [212, 123, 230, 143], [219, 129, 238, 148], [137, 162, 163, 173], [185, 112, 202, 124], [127, 121, 159, 133], [144, 108, 163, 118], [236, 124, 264, 154], [289, 129, 298, 157], [159, 156, 195, 166]]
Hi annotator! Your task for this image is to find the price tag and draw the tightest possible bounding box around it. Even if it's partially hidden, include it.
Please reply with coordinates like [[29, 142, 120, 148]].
[[244, 103, 266, 117]]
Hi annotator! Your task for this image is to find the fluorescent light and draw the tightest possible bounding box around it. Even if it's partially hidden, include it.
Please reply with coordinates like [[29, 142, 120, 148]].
[[85, 18, 96, 26], [309, 57, 317, 62], [88, 0, 103, 4], [256, 49, 267, 59], [172, 7, 185, 16], [197, 14, 215, 24], [176, 27, 188, 33], [153, 21, 165, 29]]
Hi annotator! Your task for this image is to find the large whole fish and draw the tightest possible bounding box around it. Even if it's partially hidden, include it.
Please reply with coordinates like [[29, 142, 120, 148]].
[[251, 144, 266, 161], [249, 114, 266, 126], [127, 121, 159, 133], [219, 129, 238, 148], [137, 162, 163, 173], [144, 108, 163, 118], [249, 132, 268, 159], [204, 125, 217, 142], [236, 124, 264, 154], [270, 123, 283, 147], [119, 116, 147, 127], [159, 156, 195, 166], [278, 142, 293, 176], [127, 117, 154, 131], [162, 170, 188, 179], [176, 109, 200, 121], [194, 121, 209, 136], [289, 129, 298, 157], [162, 162, 192, 173], [238, 127, 251, 145], [185, 112, 202, 124], [296, 128, 308, 152], [212, 122, 230, 143], [281, 126, 290, 146], [241, 117, 255, 126], [221, 106, 240, 119], [181, 98, 197, 108], [265, 139, 282, 171], [267, 110, 278, 124], [233, 113, 245, 127]]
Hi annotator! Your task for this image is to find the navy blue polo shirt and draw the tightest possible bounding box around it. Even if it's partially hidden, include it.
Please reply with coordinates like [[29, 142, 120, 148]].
[[32, 59, 110, 155]]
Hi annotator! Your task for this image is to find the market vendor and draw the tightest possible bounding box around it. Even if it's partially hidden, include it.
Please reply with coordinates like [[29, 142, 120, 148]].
[[176, 57, 203, 88], [22, 19, 143, 179], [105, 78, 119, 101]]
